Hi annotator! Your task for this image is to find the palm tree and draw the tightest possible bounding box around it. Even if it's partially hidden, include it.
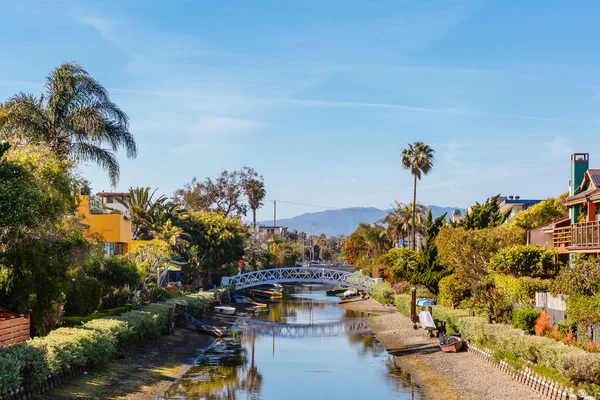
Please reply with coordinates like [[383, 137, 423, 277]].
[[401, 142, 435, 250], [0, 62, 136, 185], [245, 178, 266, 230], [117, 187, 165, 240], [382, 201, 410, 247], [405, 202, 428, 246]]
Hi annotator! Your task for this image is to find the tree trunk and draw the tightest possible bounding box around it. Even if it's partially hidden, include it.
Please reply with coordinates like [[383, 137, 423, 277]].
[[252, 207, 257, 230], [412, 174, 417, 250]]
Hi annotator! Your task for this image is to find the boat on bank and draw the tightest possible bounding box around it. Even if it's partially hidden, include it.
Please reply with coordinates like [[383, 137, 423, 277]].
[[439, 334, 463, 353], [191, 317, 223, 337], [215, 306, 236, 315]]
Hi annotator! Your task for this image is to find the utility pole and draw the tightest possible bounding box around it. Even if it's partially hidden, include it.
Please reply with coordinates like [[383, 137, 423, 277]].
[[273, 200, 277, 226]]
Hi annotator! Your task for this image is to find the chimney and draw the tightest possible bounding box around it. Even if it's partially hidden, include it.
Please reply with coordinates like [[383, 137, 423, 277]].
[[515, 196, 520, 200], [571, 153, 589, 196], [509, 195, 514, 200]]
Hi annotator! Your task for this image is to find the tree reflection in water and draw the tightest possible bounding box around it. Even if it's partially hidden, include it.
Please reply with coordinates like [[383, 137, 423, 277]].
[[160, 338, 262, 400]]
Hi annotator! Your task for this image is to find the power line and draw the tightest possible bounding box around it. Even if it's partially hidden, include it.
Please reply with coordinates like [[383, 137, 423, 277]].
[[269, 200, 341, 210]]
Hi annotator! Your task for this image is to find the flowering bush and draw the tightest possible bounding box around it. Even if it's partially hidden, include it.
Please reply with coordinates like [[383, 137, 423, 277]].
[[534, 310, 551, 337]]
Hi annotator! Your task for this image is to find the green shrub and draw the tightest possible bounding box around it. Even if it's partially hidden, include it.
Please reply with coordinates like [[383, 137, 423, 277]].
[[437, 273, 470, 307], [566, 294, 600, 325], [82, 319, 133, 344], [561, 353, 600, 384], [511, 307, 541, 334], [0, 343, 48, 395], [31, 328, 115, 373], [369, 282, 396, 305], [489, 245, 556, 278], [395, 294, 411, 317], [494, 274, 549, 306], [61, 305, 133, 327]]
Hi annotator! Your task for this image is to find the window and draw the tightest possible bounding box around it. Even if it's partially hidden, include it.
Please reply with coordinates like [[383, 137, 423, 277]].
[[104, 242, 115, 256], [115, 242, 124, 255]]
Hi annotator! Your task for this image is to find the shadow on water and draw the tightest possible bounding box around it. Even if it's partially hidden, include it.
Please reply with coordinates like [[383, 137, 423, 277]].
[[161, 284, 423, 400]]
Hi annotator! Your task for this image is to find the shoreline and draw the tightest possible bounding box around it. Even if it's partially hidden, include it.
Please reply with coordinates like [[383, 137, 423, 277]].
[[341, 298, 547, 400], [37, 304, 253, 400]]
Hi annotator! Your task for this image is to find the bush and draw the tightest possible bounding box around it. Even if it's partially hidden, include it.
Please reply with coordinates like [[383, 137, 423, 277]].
[[437, 273, 470, 307], [82, 319, 133, 344], [566, 294, 600, 325], [61, 305, 133, 327], [31, 328, 115, 373], [0, 343, 48, 395], [511, 307, 540, 334], [561, 353, 600, 384], [101, 289, 134, 310], [534, 310, 551, 337], [494, 274, 549, 306], [489, 245, 556, 278], [395, 294, 411, 317], [369, 282, 396, 305]]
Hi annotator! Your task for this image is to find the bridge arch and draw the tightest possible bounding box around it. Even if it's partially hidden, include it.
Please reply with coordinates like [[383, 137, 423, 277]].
[[221, 267, 378, 291], [233, 318, 369, 338]]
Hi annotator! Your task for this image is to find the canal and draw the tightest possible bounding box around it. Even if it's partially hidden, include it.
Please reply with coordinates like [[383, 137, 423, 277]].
[[161, 284, 422, 399]]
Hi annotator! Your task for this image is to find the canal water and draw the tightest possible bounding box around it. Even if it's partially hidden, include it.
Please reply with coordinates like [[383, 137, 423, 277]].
[[161, 284, 421, 400]]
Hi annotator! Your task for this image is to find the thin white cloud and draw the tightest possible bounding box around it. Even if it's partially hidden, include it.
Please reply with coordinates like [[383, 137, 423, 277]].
[[72, 14, 121, 46]]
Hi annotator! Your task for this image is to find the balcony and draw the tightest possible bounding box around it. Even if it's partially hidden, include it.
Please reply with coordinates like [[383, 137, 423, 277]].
[[553, 220, 600, 250]]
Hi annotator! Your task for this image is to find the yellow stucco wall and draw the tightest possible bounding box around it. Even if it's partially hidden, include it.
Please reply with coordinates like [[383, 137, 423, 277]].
[[77, 196, 132, 244]]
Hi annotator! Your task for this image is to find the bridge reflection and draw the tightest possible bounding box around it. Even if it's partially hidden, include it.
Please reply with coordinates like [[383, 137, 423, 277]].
[[232, 317, 370, 338]]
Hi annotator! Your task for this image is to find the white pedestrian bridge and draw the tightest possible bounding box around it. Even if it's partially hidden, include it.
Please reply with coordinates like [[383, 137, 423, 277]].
[[232, 318, 369, 338], [221, 267, 378, 291]]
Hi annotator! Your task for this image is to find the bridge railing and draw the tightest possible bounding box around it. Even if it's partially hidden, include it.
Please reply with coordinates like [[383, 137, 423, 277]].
[[221, 267, 378, 290]]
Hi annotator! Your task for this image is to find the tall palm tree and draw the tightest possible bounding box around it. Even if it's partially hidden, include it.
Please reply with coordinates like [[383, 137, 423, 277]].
[[401, 142, 435, 250], [0, 62, 136, 185], [245, 178, 266, 230], [117, 187, 165, 240]]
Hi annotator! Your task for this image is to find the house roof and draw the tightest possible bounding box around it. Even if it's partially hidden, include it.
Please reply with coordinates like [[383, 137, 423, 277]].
[[588, 169, 600, 188], [527, 216, 570, 233], [564, 187, 600, 205]]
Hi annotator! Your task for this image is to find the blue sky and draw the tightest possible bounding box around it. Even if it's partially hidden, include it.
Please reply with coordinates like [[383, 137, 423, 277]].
[[2, 1, 600, 221]]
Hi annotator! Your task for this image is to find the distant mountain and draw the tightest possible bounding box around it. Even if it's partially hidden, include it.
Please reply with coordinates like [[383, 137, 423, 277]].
[[260, 205, 464, 237]]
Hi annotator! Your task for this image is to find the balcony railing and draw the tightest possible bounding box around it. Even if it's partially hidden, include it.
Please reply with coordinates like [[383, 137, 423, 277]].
[[553, 220, 600, 248]]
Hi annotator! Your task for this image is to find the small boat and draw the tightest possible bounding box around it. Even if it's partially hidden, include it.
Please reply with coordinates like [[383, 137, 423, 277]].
[[215, 306, 236, 315], [439, 334, 463, 353], [272, 283, 283, 289], [321, 289, 346, 297], [249, 289, 283, 298], [232, 294, 249, 303], [343, 289, 358, 298], [191, 317, 223, 337]]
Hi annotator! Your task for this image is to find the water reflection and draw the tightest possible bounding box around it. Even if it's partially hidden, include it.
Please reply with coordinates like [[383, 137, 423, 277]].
[[161, 284, 421, 400]]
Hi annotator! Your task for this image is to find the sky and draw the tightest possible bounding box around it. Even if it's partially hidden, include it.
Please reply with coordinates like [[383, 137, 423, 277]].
[[2, 1, 600, 221]]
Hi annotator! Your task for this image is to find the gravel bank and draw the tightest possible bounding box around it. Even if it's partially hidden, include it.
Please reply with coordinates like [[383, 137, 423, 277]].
[[342, 298, 546, 400]]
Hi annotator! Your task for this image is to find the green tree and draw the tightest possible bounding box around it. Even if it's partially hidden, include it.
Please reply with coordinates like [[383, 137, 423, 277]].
[[552, 254, 600, 296], [509, 197, 567, 232], [245, 178, 266, 230], [117, 187, 165, 240], [401, 142, 435, 250], [413, 211, 451, 294], [1, 63, 136, 185], [457, 194, 505, 230], [184, 211, 245, 286], [436, 225, 525, 279], [489, 245, 556, 278]]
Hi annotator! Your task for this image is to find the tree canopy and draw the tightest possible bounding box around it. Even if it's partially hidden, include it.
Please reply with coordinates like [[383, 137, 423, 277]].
[[0, 63, 136, 185], [456, 194, 505, 230]]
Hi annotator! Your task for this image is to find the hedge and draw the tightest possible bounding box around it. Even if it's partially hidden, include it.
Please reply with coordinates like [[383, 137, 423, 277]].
[[369, 282, 395, 305], [392, 294, 600, 388], [0, 293, 219, 396], [61, 305, 134, 327]]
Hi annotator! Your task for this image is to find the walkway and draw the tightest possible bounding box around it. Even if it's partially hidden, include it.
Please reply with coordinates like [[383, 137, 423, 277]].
[[342, 299, 546, 400]]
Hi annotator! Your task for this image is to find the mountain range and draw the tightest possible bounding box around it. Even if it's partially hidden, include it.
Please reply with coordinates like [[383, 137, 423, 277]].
[[259, 205, 465, 237]]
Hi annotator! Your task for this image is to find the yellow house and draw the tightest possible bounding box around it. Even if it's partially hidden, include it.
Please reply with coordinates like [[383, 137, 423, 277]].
[[77, 194, 163, 256]]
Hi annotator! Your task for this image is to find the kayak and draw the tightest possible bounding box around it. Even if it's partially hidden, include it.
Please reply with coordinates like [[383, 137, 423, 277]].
[[191, 317, 223, 337]]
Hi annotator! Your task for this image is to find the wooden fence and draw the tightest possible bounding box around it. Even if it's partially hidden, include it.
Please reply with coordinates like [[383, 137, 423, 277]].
[[0, 307, 30, 346]]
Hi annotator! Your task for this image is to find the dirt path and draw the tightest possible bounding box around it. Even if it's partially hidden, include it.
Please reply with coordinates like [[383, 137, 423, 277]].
[[342, 298, 547, 400]]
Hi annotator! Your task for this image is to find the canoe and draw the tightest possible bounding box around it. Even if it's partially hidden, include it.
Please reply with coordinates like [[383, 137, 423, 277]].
[[191, 317, 223, 337], [215, 306, 236, 315], [439, 334, 463, 353], [248, 289, 283, 298]]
